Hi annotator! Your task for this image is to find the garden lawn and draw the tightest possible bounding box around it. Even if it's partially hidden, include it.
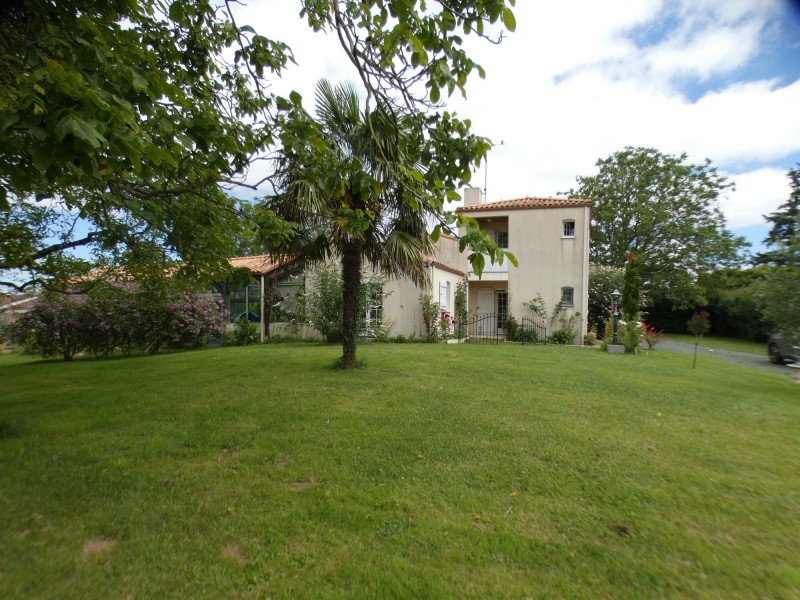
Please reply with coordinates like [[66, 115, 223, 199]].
[[665, 334, 765, 355], [1, 343, 798, 599]]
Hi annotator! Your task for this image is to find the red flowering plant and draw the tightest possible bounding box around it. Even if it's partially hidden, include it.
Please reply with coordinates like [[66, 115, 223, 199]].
[[439, 309, 454, 339], [641, 323, 665, 348]]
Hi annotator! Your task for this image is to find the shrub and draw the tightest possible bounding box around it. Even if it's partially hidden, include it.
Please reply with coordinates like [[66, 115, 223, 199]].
[[549, 328, 575, 345], [306, 264, 344, 343], [642, 324, 665, 348], [419, 294, 440, 342], [7, 282, 225, 360], [454, 277, 469, 339], [8, 293, 86, 360], [505, 314, 520, 341], [621, 321, 642, 353], [230, 316, 258, 346], [305, 265, 386, 342]]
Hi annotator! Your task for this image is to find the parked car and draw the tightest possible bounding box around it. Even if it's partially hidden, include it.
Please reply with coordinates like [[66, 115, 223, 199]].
[[768, 333, 798, 364]]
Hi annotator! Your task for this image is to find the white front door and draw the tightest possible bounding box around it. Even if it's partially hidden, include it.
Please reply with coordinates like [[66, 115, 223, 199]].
[[476, 289, 495, 316]]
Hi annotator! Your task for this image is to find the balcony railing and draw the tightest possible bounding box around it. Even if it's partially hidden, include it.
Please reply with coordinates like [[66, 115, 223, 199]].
[[468, 251, 510, 277]]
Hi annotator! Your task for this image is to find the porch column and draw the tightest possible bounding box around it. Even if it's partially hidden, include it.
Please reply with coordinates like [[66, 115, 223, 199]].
[[260, 274, 266, 343]]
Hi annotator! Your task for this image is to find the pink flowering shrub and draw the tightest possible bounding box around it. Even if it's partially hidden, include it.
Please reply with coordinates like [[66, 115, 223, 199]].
[[8, 293, 87, 360], [8, 282, 225, 360]]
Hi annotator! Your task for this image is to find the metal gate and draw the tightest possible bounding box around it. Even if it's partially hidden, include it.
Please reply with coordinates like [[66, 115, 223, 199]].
[[519, 317, 547, 345], [464, 313, 500, 344]]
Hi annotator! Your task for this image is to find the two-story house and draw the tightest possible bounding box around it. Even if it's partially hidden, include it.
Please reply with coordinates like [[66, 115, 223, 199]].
[[223, 188, 591, 343], [457, 187, 592, 344]]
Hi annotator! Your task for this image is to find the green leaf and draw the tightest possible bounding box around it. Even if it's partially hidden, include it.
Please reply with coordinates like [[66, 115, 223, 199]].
[[502, 8, 516, 32], [54, 115, 106, 148], [0, 112, 20, 134], [30, 144, 52, 171], [168, 2, 185, 22], [0, 188, 8, 211], [470, 252, 485, 277], [131, 71, 148, 93], [310, 136, 327, 151], [289, 90, 303, 106]]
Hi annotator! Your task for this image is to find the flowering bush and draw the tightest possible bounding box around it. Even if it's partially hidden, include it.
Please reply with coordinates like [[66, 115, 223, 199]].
[[641, 324, 665, 348], [439, 309, 454, 338], [8, 293, 87, 360], [7, 282, 225, 360]]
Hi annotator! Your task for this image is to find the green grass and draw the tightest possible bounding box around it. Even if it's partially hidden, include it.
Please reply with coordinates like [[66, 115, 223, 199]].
[[665, 334, 766, 355], [1, 343, 798, 599]]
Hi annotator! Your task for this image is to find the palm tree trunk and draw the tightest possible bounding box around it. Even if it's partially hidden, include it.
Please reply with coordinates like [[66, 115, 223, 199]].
[[340, 240, 363, 368]]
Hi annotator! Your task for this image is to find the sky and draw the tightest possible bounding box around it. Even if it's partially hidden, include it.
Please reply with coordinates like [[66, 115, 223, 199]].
[[232, 0, 800, 255]]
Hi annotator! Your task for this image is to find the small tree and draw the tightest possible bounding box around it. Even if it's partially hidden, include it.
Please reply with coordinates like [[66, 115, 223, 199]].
[[454, 277, 469, 340], [306, 264, 345, 343], [622, 251, 642, 322], [687, 311, 711, 369]]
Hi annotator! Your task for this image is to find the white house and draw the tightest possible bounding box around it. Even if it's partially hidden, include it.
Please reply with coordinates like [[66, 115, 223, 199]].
[[222, 239, 465, 341], [457, 187, 592, 343], [224, 187, 591, 342]]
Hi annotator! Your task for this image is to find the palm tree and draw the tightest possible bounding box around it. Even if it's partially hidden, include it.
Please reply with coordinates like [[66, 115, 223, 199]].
[[268, 79, 435, 368]]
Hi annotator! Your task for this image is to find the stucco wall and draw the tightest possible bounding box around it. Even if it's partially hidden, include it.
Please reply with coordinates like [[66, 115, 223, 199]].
[[462, 205, 591, 343], [508, 206, 590, 342]]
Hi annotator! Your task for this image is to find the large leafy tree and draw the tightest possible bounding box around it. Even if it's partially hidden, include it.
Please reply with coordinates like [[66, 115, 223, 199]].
[[1, 0, 292, 290], [569, 147, 747, 308], [757, 228, 800, 342], [757, 166, 800, 266], [1, 0, 517, 292], [269, 80, 513, 368], [755, 169, 800, 340]]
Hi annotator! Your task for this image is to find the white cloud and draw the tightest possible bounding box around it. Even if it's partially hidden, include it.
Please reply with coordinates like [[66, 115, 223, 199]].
[[642, 21, 764, 82], [228, 0, 800, 238], [722, 167, 792, 229]]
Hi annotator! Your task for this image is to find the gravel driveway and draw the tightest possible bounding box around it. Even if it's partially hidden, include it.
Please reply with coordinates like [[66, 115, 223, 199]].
[[658, 339, 796, 378]]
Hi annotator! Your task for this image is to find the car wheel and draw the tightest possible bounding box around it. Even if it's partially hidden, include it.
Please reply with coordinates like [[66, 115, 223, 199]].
[[768, 342, 782, 364]]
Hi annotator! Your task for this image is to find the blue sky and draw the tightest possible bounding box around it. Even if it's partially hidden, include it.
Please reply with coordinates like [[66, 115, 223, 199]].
[[235, 0, 800, 256]]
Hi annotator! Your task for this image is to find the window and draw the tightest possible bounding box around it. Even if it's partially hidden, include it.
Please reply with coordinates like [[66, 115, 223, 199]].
[[496, 231, 509, 248], [563, 220, 575, 238], [229, 283, 261, 323], [497, 290, 508, 331], [362, 276, 384, 336], [560, 287, 574, 306], [439, 281, 450, 310]]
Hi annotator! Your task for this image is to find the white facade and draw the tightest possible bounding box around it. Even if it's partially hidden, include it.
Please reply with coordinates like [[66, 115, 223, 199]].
[[458, 187, 592, 344], [380, 235, 466, 338]]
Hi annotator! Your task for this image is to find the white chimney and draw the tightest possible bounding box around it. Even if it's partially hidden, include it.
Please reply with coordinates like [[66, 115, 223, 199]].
[[464, 186, 482, 206]]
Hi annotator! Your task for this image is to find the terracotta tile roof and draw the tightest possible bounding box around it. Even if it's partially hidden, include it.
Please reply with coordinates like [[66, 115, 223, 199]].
[[458, 197, 592, 213], [426, 257, 465, 277], [228, 255, 281, 275]]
